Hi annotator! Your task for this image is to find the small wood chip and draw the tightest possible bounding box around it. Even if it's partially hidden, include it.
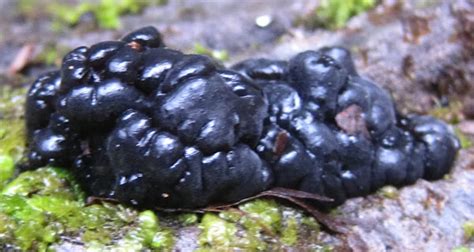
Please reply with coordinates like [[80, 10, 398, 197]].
[[335, 104, 370, 138], [128, 41, 142, 51], [273, 130, 289, 156]]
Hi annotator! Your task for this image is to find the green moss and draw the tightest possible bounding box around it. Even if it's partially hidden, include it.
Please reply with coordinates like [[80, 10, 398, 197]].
[[0, 86, 27, 165], [0, 167, 174, 250], [301, 215, 321, 233], [193, 43, 230, 62], [48, 2, 90, 28], [94, 209, 174, 251], [378, 185, 399, 200], [2, 167, 82, 200], [428, 101, 473, 149], [463, 220, 474, 240], [150, 229, 174, 250], [452, 247, 470, 252], [281, 215, 298, 245], [0, 119, 25, 161], [316, 0, 376, 29], [430, 101, 463, 125], [198, 213, 237, 249], [17, 0, 167, 29], [296, 0, 376, 30], [49, 0, 167, 30], [178, 213, 199, 226], [0, 86, 27, 189], [0, 166, 326, 250], [454, 128, 472, 149], [0, 86, 27, 118], [0, 168, 83, 250], [0, 155, 14, 188], [196, 199, 328, 250], [231, 200, 282, 249], [239, 199, 282, 233]]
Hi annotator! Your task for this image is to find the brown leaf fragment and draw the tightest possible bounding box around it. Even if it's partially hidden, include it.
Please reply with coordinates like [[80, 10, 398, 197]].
[[151, 187, 348, 234], [85, 196, 119, 206], [262, 187, 333, 202], [8, 43, 35, 76], [273, 196, 351, 234]]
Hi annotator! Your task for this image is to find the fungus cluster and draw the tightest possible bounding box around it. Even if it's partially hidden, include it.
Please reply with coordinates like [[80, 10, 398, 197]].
[[25, 27, 459, 208]]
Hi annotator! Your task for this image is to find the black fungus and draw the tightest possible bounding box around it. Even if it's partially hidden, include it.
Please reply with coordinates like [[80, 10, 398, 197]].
[[232, 58, 288, 81], [137, 48, 183, 93], [27, 113, 80, 168], [60, 47, 90, 93], [25, 71, 61, 139], [88, 41, 126, 68], [105, 45, 142, 84], [288, 50, 348, 120], [24, 27, 460, 209], [121, 26, 165, 48], [56, 78, 145, 132]]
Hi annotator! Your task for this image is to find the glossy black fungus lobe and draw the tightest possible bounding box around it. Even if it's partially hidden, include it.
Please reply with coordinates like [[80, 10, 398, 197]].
[[24, 27, 460, 208]]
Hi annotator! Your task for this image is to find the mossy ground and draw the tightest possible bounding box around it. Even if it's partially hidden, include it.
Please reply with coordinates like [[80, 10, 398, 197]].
[[0, 82, 328, 251]]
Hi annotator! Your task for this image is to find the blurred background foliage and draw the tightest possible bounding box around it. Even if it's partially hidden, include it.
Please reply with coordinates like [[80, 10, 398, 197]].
[[17, 0, 376, 31], [18, 0, 168, 30]]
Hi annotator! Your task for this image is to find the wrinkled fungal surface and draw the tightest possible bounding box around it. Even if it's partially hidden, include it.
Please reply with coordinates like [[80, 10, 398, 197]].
[[23, 26, 460, 208]]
